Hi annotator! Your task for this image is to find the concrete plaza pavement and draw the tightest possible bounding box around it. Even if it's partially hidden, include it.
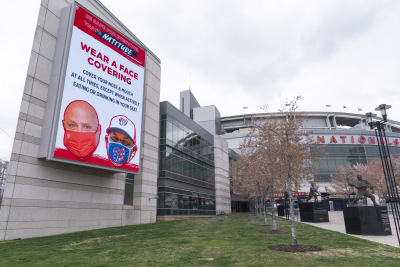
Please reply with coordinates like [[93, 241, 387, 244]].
[[302, 211, 399, 248]]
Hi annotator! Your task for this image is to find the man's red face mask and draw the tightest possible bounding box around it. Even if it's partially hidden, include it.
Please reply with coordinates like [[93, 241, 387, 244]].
[[63, 126, 100, 159]]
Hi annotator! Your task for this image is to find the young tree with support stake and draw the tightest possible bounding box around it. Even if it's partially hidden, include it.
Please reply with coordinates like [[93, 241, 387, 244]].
[[231, 149, 259, 216], [232, 96, 316, 246], [274, 97, 316, 246], [231, 144, 271, 225], [242, 120, 286, 230]]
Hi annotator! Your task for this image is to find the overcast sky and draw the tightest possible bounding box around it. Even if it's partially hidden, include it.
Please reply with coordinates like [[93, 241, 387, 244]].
[[1, 0, 400, 160]]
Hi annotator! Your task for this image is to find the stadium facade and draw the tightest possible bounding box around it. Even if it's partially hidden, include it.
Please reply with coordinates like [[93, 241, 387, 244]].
[[220, 111, 400, 191], [170, 90, 400, 194]]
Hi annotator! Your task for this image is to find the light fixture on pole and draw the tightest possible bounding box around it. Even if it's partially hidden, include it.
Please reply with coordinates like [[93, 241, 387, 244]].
[[365, 112, 376, 127], [374, 104, 391, 122], [365, 105, 400, 246]]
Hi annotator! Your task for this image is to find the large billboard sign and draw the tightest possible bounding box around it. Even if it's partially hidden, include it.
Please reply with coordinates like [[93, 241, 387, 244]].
[[42, 4, 145, 173]]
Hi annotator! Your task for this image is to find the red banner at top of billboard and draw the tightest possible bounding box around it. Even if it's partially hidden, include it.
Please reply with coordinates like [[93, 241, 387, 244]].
[[74, 5, 145, 67]]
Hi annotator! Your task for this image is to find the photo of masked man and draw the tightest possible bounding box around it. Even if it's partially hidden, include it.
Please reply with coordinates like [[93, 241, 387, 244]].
[[62, 100, 101, 159], [105, 115, 138, 167]]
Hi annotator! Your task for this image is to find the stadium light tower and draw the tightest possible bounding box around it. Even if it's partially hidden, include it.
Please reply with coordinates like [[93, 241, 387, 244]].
[[366, 105, 400, 246]]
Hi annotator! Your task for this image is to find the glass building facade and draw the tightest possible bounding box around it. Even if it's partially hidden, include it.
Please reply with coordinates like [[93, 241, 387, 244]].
[[312, 144, 400, 182], [158, 102, 216, 216]]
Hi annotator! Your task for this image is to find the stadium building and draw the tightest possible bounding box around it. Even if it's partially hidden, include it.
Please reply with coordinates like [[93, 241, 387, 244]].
[[173, 89, 400, 193], [220, 111, 400, 191]]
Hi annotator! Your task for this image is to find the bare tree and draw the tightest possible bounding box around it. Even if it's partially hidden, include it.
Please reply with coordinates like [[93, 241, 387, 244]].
[[231, 146, 263, 218], [331, 157, 400, 200], [244, 119, 286, 230], [231, 129, 275, 225], [274, 97, 316, 246], [330, 164, 359, 196], [232, 96, 316, 245]]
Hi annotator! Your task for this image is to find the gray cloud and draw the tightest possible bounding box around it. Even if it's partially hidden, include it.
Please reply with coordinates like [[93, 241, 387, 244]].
[[1, 0, 400, 160]]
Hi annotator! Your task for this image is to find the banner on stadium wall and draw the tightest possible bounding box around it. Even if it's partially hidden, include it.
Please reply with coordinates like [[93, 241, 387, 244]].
[[50, 5, 145, 173]]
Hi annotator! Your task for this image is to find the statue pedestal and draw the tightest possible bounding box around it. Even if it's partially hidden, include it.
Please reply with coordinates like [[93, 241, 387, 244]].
[[343, 206, 392, 235], [299, 202, 329, 222]]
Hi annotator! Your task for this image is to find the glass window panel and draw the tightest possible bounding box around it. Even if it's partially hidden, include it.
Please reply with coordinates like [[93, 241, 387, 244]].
[[390, 147, 400, 155], [166, 121, 173, 141], [172, 155, 179, 174], [197, 165, 202, 181], [183, 159, 189, 177], [195, 136, 200, 147], [183, 195, 190, 209], [157, 193, 164, 208], [126, 173, 135, 181], [165, 193, 178, 209], [159, 152, 165, 170], [177, 156, 184, 174], [123, 182, 134, 205], [171, 122, 177, 143], [198, 164, 203, 180], [166, 147, 172, 157], [178, 194, 184, 209], [181, 126, 187, 140], [181, 159, 186, 176], [188, 161, 193, 178], [188, 160, 193, 178], [175, 122, 181, 141], [318, 159, 328, 170], [327, 159, 336, 170], [179, 125, 185, 142], [160, 120, 166, 139], [168, 153, 175, 172], [202, 166, 206, 181], [193, 163, 199, 179], [191, 198, 197, 212]]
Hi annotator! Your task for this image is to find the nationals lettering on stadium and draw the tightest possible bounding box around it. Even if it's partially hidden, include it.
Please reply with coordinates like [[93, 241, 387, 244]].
[[312, 135, 400, 146]]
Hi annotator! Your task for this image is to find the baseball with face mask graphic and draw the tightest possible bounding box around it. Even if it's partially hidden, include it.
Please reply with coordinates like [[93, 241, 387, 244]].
[[105, 115, 138, 166]]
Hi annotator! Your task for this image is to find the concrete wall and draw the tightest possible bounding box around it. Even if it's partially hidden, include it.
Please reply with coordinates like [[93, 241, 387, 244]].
[[179, 90, 200, 119], [193, 105, 222, 135], [0, 0, 161, 240], [214, 135, 231, 214]]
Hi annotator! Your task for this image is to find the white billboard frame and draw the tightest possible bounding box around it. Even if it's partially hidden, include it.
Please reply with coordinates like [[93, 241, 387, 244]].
[[39, 2, 147, 175]]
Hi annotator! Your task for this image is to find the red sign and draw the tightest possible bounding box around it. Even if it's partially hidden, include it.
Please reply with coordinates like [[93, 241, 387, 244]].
[[74, 6, 145, 67], [51, 4, 146, 173]]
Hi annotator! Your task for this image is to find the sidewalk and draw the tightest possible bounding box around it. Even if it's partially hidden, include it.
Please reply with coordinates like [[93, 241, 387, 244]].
[[302, 211, 399, 247]]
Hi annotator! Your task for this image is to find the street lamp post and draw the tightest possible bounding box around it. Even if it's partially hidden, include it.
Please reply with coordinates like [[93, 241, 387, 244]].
[[366, 105, 400, 246]]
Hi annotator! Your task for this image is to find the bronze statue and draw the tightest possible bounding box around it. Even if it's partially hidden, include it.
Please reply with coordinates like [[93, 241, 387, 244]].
[[306, 182, 319, 202], [349, 174, 378, 206]]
